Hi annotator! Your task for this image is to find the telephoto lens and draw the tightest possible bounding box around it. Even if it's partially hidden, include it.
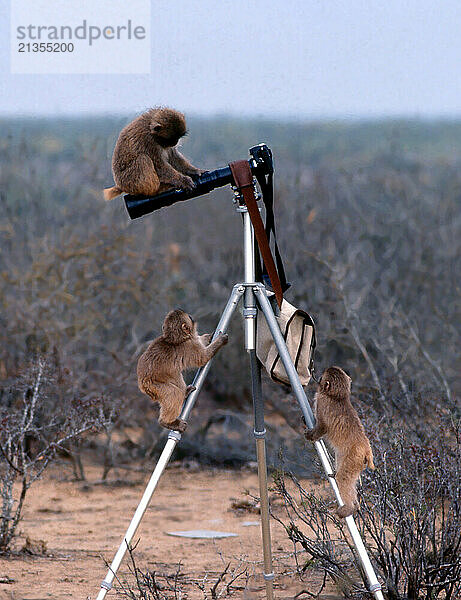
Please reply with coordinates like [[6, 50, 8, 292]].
[[124, 143, 273, 219]]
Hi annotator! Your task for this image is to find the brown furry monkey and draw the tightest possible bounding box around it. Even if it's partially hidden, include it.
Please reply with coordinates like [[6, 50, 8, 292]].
[[137, 310, 228, 433], [104, 107, 205, 200], [304, 366, 375, 518]]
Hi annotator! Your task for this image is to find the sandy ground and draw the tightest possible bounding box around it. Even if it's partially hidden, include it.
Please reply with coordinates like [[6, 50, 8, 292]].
[[0, 460, 342, 600]]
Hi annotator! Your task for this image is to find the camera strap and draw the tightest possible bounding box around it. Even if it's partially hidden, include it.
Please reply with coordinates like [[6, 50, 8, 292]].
[[229, 160, 284, 307], [254, 169, 289, 294]]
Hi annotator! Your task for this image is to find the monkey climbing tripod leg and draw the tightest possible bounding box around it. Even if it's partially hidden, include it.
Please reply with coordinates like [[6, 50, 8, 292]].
[[95, 285, 244, 600], [254, 285, 385, 600]]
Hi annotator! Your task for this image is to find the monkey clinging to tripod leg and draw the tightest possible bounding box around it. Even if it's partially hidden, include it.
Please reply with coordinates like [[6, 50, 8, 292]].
[[304, 366, 375, 518], [104, 107, 205, 200], [137, 310, 228, 433]]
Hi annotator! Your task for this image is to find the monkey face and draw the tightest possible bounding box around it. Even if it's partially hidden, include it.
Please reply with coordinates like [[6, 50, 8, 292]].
[[154, 132, 184, 147], [150, 108, 187, 147], [162, 309, 195, 344], [320, 366, 351, 399]]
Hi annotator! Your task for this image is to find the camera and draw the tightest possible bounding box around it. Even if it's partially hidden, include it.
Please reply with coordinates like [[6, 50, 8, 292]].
[[249, 143, 273, 176], [124, 143, 273, 220]]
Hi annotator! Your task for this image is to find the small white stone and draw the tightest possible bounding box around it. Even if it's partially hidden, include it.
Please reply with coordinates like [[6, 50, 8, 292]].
[[166, 530, 237, 539]]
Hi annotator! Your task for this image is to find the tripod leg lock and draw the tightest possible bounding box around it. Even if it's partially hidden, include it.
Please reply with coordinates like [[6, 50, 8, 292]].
[[100, 580, 112, 591], [369, 583, 382, 592], [253, 428, 267, 438], [263, 572, 275, 581], [243, 307, 257, 318], [168, 431, 182, 442]]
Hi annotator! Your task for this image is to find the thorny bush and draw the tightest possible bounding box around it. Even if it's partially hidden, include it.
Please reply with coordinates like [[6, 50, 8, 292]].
[[0, 355, 106, 551]]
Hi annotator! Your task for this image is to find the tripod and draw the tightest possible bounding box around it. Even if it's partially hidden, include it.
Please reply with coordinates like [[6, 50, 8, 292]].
[[95, 192, 384, 600]]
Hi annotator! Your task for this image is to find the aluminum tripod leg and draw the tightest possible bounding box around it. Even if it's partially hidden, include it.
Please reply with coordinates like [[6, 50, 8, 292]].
[[242, 206, 275, 598], [254, 285, 384, 600], [95, 285, 244, 600], [249, 350, 275, 600]]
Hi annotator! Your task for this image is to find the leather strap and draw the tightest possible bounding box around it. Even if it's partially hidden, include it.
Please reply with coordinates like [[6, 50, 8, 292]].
[[229, 160, 283, 307], [255, 169, 289, 293]]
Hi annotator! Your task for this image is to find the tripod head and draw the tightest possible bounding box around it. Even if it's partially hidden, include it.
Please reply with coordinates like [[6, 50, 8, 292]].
[[124, 143, 273, 220]]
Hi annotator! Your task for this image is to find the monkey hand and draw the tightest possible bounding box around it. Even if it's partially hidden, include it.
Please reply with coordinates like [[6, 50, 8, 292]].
[[176, 175, 195, 191], [304, 430, 312, 441], [217, 332, 229, 345], [189, 169, 207, 178], [304, 427, 318, 442], [185, 385, 196, 397], [200, 333, 212, 345]]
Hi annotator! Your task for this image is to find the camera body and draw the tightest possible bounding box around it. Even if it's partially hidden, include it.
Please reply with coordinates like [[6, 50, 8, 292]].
[[124, 143, 273, 220], [249, 143, 273, 176]]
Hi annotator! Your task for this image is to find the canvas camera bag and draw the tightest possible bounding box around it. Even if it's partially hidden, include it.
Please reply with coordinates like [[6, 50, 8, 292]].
[[256, 297, 316, 386]]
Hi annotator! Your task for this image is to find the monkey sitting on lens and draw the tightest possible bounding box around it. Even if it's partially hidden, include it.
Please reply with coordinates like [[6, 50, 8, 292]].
[[104, 107, 205, 200], [137, 310, 228, 433], [304, 366, 375, 518]]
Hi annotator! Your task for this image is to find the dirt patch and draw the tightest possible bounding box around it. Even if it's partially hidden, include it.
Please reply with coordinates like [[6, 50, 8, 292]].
[[0, 463, 340, 599]]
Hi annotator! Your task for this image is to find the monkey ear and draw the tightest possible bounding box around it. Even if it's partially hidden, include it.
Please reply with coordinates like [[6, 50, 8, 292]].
[[324, 380, 330, 391], [181, 322, 191, 334], [151, 122, 162, 133]]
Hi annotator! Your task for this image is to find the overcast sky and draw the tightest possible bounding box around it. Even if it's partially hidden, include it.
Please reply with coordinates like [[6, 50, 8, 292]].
[[1, 0, 460, 118]]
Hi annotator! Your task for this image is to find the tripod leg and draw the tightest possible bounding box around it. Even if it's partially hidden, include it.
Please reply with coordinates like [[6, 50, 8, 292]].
[[254, 285, 384, 600], [95, 284, 244, 600], [181, 285, 244, 422], [249, 351, 275, 600]]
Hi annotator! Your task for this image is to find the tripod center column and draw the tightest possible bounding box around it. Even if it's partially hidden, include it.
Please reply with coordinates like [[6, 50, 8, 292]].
[[242, 207, 257, 350]]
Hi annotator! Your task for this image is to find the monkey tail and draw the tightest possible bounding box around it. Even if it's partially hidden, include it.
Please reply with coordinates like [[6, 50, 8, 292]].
[[103, 186, 123, 201]]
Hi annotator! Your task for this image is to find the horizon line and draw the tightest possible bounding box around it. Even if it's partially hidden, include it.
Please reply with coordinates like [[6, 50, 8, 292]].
[[1, 110, 461, 123]]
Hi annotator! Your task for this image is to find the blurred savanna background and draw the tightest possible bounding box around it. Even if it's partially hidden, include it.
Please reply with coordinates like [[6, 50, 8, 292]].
[[0, 1, 460, 598]]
